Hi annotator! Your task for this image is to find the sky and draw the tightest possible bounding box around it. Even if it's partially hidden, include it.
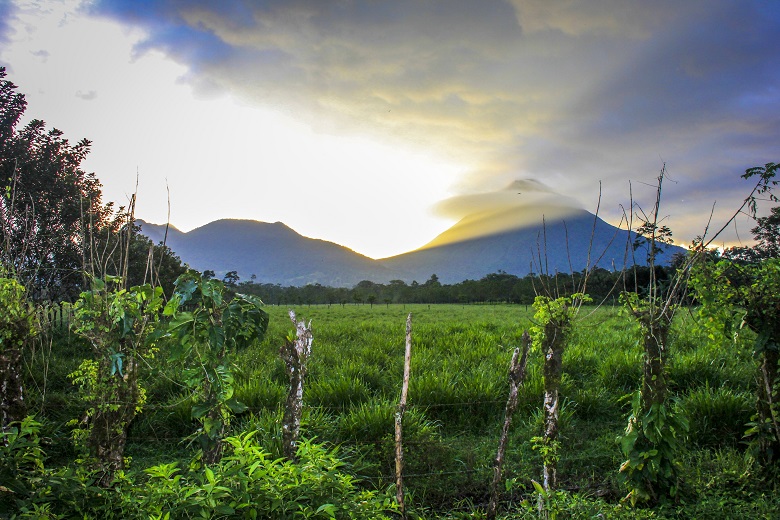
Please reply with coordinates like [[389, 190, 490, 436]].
[[1, 0, 778, 259]]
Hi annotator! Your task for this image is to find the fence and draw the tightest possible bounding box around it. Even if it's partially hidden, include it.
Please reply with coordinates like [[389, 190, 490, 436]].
[[38, 302, 72, 332]]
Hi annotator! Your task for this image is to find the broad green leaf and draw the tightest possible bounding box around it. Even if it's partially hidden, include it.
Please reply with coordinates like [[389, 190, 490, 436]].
[[226, 398, 248, 414]]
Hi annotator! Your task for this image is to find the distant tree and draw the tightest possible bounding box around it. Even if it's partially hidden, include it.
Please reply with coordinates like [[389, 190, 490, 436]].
[[751, 206, 780, 259], [222, 270, 240, 288], [202, 270, 215, 280], [721, 245, 763, 263]]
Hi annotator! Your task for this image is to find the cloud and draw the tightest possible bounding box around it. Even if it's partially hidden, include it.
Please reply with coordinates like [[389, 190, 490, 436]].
[[0, 1, 18, 45], [508, 0, 681, 38], [435, 179, 581, 219], [75, 89, 97, 100], [425, 179, 585, 245], [87, 0, 780, 245], [30, 49, 49, 61]]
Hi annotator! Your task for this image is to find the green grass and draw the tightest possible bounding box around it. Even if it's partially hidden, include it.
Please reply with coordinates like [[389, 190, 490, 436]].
[[20, 302, 779, 518]]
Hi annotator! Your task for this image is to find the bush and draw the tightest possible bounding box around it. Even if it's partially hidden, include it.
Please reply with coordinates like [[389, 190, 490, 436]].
[[2, 425, 397, 519], [133, 431, 396, 519]]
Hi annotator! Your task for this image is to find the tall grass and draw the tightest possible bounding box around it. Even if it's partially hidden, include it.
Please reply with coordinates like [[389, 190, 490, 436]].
[[24, 302, 778, 516]]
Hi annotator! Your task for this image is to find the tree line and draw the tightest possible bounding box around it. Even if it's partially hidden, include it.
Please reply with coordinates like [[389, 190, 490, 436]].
[[225, 266, 675, 306]]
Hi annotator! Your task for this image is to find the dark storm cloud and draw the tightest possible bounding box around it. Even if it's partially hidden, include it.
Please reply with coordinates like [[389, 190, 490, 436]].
[[88, 0, 780, 244]]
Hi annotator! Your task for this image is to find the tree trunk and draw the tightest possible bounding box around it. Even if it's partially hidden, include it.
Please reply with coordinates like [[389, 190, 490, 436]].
[[0, 347, 25, 430], [488, 330, 531, 520], [756, 348, 780, 463], [542, 321, 566, 491], [88, 356, 138, 486], [280, 310, 312, 460]]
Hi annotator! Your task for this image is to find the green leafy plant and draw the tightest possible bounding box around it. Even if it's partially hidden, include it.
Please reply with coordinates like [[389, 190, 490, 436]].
[[0, 277, 37, 428], [134, 431, 397, 519], [691, 258, 780, 464], [618, 390, 688, 505], [164, 271, 269, 464], [69, 276, 163, 485], [0, 417, 47, 511]]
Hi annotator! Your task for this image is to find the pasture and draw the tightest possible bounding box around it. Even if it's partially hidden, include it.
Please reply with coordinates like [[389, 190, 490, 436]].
[[15, 302, 778, 518]]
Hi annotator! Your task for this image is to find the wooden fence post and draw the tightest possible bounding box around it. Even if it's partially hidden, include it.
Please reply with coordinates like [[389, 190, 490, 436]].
[[280, 310, 313, 460], [395, 313, 412, 519], [487, 330, 531, 519]]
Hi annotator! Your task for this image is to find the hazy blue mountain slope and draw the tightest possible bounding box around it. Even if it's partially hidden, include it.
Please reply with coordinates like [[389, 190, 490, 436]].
[[137, 219, 399, 287], [136, 209, 684, 287], [379, 208, 684, 284]]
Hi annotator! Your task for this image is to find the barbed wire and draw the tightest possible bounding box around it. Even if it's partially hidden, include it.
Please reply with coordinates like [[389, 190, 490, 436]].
[[33, 397, 523, 412]]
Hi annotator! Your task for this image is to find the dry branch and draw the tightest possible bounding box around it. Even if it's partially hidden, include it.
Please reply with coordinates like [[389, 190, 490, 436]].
[[488, 330, 531, 519]]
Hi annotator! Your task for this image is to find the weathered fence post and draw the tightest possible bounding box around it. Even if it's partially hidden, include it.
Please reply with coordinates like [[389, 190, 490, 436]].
[[280, 310, 313, 460], [487, 330, 531, 519], [394, 313, 412, 519], [541, 316, 566, 492]]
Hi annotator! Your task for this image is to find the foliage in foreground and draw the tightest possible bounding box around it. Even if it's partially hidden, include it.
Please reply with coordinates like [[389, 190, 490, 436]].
[[1, 418, 395, 519], [5, 304, 780, 519]]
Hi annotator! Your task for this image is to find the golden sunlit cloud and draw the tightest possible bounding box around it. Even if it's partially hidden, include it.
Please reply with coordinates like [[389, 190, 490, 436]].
[[423, 180, 583, 248]]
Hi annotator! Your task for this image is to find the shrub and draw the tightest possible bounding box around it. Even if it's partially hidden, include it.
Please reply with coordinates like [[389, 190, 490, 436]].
[[134, 431, 397, 519]]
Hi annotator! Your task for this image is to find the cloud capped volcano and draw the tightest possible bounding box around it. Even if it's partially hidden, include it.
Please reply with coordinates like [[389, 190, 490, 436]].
[[425, 179, 585, 248]]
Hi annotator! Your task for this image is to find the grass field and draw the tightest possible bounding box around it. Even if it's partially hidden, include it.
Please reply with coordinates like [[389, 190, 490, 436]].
[[21, 302, 779, 518]]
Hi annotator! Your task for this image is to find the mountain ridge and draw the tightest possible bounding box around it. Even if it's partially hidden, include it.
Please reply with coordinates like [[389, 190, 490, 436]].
[[137, 211, 684, 287], [136, 218, 401, 286]]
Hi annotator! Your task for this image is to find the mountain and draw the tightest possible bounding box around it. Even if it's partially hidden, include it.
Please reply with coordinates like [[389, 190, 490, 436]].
[[136, 219, 400, 287], [137, 208, 684, 287], [378, 206, 685, 284]]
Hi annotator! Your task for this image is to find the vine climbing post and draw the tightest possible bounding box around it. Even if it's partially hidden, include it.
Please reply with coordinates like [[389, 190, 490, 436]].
[[488, 330, 531, 520], [530, 294, 587, 493], [394, 313, 412, 519], [618, 166, 689, 505], [280, 310, 313, 461]]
